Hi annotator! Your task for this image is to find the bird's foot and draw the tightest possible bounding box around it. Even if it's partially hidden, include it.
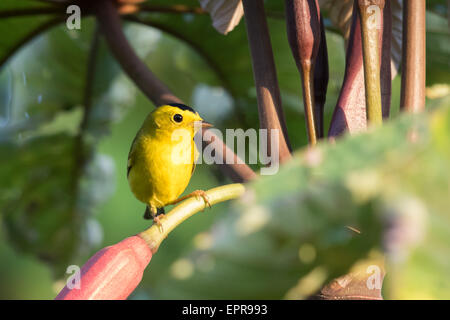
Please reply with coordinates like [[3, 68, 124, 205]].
[[153, 214, 165, 232], [169, 190, 211, 209], [191, 190, 211, 209]]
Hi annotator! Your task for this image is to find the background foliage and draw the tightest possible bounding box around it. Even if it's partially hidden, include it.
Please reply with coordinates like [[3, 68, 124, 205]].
[[0, 0, 449, 299]]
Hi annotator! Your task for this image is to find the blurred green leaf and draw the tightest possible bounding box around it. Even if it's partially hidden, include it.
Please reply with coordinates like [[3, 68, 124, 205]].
[[426, 11, 450, 85], [0, 132, 115, 275], [0, 15, 123, 275], [0, 0, 64, 66], [156, 105, 450, 299]]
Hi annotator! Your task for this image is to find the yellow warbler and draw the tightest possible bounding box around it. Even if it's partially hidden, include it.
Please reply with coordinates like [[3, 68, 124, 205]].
[[127, 104, 212, 228]]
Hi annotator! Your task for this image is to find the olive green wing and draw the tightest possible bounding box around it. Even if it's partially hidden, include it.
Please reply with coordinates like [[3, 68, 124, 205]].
[[191, 137, 200, 176], [191, 162, 196, 176], [127, 134, 139, 178]]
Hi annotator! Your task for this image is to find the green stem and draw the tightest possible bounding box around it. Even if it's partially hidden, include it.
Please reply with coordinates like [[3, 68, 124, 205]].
[[301, 62, 318, 145], [358, 0, 384, 125], [138, 184, 246, 253]]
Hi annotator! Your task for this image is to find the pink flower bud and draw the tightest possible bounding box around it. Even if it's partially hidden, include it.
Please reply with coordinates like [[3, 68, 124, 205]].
[[55, 236, 151, 300]]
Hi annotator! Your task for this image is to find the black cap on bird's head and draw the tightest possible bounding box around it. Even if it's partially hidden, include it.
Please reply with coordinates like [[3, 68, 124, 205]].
[[152, 103, 213, 129], [167, 103, 196, 114], [167, 103, 212, 128]]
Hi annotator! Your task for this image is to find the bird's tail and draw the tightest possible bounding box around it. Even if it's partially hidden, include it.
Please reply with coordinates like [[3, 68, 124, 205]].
[[143, 206, 165, 220]]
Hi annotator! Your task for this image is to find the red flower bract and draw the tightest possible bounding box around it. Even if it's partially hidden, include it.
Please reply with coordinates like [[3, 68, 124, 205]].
[[55, 236, 152, 300]]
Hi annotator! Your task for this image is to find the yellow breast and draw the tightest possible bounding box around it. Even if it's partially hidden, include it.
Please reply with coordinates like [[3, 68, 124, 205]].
[[128, 130, 197, 208]]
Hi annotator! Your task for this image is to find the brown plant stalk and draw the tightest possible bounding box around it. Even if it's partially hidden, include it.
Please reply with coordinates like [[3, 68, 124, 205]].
[[400, 0, 426, 113], [313, 15, 329, 139], [285, 0, 321, 145], [242, 0, 292, 162], [380, 0, 392, 118]]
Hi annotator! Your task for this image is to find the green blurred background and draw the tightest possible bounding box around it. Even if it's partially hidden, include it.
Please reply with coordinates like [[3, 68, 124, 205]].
[[0, 0, 449, 299]]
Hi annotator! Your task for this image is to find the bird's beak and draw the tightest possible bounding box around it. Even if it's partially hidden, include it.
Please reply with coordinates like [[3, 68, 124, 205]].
[[201, 121, 213, 128]]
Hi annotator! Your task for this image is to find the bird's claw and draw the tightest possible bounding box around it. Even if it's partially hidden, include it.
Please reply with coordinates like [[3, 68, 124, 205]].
[[193, 190, 211, 209], [153, 214, 165, 233]]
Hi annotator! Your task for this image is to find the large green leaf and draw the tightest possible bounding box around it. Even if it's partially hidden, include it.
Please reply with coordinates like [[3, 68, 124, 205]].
[[0, 133, 113, 275], [153, 103, 450, 299]]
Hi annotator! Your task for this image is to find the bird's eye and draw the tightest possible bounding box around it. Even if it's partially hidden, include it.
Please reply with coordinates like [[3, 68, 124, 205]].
[[173, 114, 183, 123]]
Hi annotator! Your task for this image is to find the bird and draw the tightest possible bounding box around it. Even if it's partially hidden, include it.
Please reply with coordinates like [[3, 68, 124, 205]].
[[127, 103, 212, 229]]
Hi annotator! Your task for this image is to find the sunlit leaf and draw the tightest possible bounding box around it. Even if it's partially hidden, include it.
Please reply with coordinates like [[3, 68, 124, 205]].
[[156, 106, 450, 299]]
